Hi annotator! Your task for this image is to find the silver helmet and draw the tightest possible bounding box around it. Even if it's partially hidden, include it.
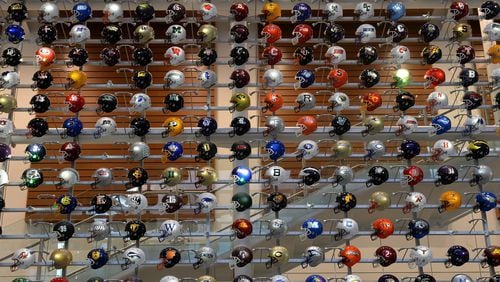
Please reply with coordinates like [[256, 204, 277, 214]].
[[267, 218, 287, 240], [56, 168, 79, 189], [88, 221, 110, 242], [294, 92, 316, 112], [470, 165, 493, 186], [331, 166, 354, 186], [128, 142, 150, 161], [264, 116, 285, 137], [91, 168, 113, 189], [301, 246, 324, 268]]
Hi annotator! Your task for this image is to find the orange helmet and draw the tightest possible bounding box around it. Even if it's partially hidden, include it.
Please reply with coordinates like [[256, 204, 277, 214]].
[[339, 245, 361, 268], [162, 117, 184, 137], [261, 24, 282, 44], [361, 92, 382, 112], [66, 70, 87, 90], [328, 68, 348, 88], [35, 47, 56, 67], [261, 2, 281, 22], [438, 190, 462, 213], [263, 92, 283, 113], [370, 218, 395, 240], [488, 44, 500, 64], [296, 115, 317, 136]]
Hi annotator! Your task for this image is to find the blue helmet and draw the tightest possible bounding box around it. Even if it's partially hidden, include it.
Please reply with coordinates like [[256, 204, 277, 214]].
[[5, 24, 25, 44], [406, 218, 429, 240], [62, 117, 83, 138], [305, 275, 327, 282], [265, 140, 285, 161], [398, 139, 420, 160], [196, 116, 218, 137], [386, 2, 406, 21], [56, 194, 78, 214], [25, 143, 47, 162], [72, 2, 92, 22], [429, 115, 451, 136], [232, 166, 252, 186], [294, 69, 315, 89], [162, 141, 183, 162], [87, 248, 109, 269], [291, 3, 312, 23], [301, 218, 323, 239], [474, 191, 497, 212]]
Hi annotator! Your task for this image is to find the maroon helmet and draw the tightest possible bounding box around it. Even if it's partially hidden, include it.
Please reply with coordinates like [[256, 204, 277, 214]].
[[230, 2, 249, 21], [230, 24, 249, 43], [231, 246, 253, 268], [60, 142, 81, 162], [374, 246, 397, 267], [229, 69, 250, 89]]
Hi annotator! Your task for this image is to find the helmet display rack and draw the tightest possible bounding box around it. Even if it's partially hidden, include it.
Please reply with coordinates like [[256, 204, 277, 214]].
[[0, 1, 498, 282]]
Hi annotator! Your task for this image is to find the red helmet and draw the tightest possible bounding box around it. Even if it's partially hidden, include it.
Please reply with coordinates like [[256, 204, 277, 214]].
[[231, 218, 253, 239], [371, 218, 395, 240], [263, 92, 284, 113], [424, 68, 446, 88], [229, 69, 250, 89], [35, 47, 56, 67], [261, 24, 282, 44], [296, 115, 318, 136], [65, 93, 85, 113], [230, 2, 249, 21], [361, 92, 382, 111], [292, 24, 313, 45], [339, 245, 361, 268], [403, 165, 424, 186], [375, 246, 397, 267], [328, 68, 348, 88], [50, 278, 69, 282], [262, 46, 282, 65], [60, 142, 81, 162], [449, 1, 469, 21]]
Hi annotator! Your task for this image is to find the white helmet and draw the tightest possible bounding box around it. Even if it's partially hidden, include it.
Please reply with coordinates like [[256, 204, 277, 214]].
[[159, 219, 182, 242], [0, 169, 9, 186], [264, 116, 285, 136], [354, 2, 374, 21], [103, 2, 123, 23], [160, 276, 180, 282], [129, 93, 151, 113], [295, 92, 316, 112], [471, 165, 493, 185], [39, 2, 59, 23], [193, 246, 217, 269], [296, 140, 319, 160], [364, 140, 385, 160], [355, 24, 376, 43], [391, 45, 411, 64], [198, 70, 217, 88], [57, 168, 79, 189], [335, 218, 359, 240], [128, 142, 150, 161], [11, 248, 35, 271], [395, 115, 418, 136], [265, 166, 288, 185], [164, 46, 185, 66], [263, 69, 283, 88], [91, 168, 113, 189], [126, 193, 148, 214], [408, 246, 432, 269], [344, 275, 363, 282], [94, 117, 117, 138], [492, 68, 500, 85], [451, 275, 473, 282], [195, 192, 217, 214], [325, 46, 346, 65], [403, 192, 427, 213], [484, 22, 500, 41], [463, 115, 485, 136], [200, 2, 217, 21], [68, 24, 91, 45], [328, 92, 350, 112], [426, 91, 448, 112], [324, 2, 343, 21], [121, 247, 146, 270], [332, 166, 354, 186], [165, 25, 186, 44], [88, 220, 110, 242], [0, 118, 14, 138], [302, 246, 324, 268], [164, 70, 185, 89], [431, 139, 455, 161], [271, 275, 290, 282], [268, 219, 288, 239], [0, 71, 20, 89]]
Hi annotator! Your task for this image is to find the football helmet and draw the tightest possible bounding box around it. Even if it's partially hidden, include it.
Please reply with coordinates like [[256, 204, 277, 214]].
[[480, 1, 500, 19], [371, 218, 394, 240], [331, 140, 352, 159], [261, 2, 281, 22], [335, 218, 359, 241], [484, 22, 500, 41], [67, 47, 88, 67], [470, 165, 493, 186], [359, 69, 380, 88], [27, 118, 48, 138], [431, 139, 455, 161], [328, 68, 348, 88], [94, 117, 117, 139], [231, 219, 253, 240], [295, 69, 315, 89], [335, 192, 357, 213], [199, 2, 217, 21], [198, 47, 217, 66], [386, 1, 405, 21], [267, 246, 289, 269], [231, 166, 252, 186], [25, 143, 45, 163], [267, 192, 287, 212], [196, 141, 217, 162], [121, 248, 146, 270], [435, 165, 459, 186], [195, 167, 217, 188], [88, 220, 110, 241], [429, 115, 451, 136], [230, 24, 249, 44], [331, 165, 354, 186], [449, 1, 469, 20], [301, 246, 324, 268], [419, 22, 440, 42], [10, 248, 35, 271], [128, 142, 150, 161], [295, 140, 319, 161], [101, 24, 122, 44], [474, 191, 497, 212], [261, 24, 282, 44], [91, 168, 113, 189], [134, 25, 155, 44], [229, 69, 250, 89], [65, 93, 85, 113], [391, 45, 410, 64], [403, 191, 426, 213], [49, 249, 72, 269], [294, 46, 314, 65], [445, 245, 469, 268], [35, 47, 55, 67], [59, 142, 81, 162], [262, 46, 282, 66], [387, 23, 408, 43], [39, 2, 59, 23], [165, 3, 185, 23], [164, 70, 185, 89], [265, 139, 285, 160], [68, 24, 90, 45], [329, 115, 351, 136], [323, 2, 343, 21], [231, 192, 252, 212], [263, 69, 283, 88], [294, 92, 316, 112], [375, 246, 397, 267], [71, 2, 92, 23], [229, 116, 251, 137], [291, 2, 312, 23], [361, 116, 384, 136], [366, 166, 389, 187], [229, 141, 251, 162], [158, 220, 181, 242], [325, 46, 346, 65], [0, 71, 20, 89], [267, 219, 288, 240], [196, 117, 218, 137], [5, 24, 25, 44], [103, 2, 123, 23], [300, 218, 323, 240], [129, 117, 150, 137], [401, 166, 424, 187], [424, 67, 446, 88], [55, 195, 78, 214], [56, 168, 79, 189], [459, 68, 479, 87], [196, 24, 217, 45], [298, 167, 321, 187], [1, 47, 22, 67], [462, 91, 483, 110], [132, 47, 153, 67], [392, 68, 411, 89], [87, 248, 108, 270], [355, 23, 377, 43], [0, 118, 13, 138], [132, 70, 152, 89], [438, 190, 462, 213], [158, 247, 181, 269], [264, 166, 287, 186], [263, 116, 285, 137], [406, 218, 430, 240], [165, 24, 186, 44], [354, 2, 374, 21], [364, 140, 386, 160], [229, 46, 250, 66], [482, 246, 500, 267], [230, 2, 249, 21], [193, 246, 216, 270], [408, 246, 432, 269], [129, 93, 151, 113], [100, 47, 120, 66], [338, 245, 361, 268], [66, 70, 87, 90], [161, 117, 184, 138], [324, 23, 345, 44], [466, 140, 490, 160], [160, 168, 182, 188], [456, 45, 475, 64], [198, 70, 217, 88], [462, 115, 485, 136], [357, 46, 378, 65], [361, 92, 382, 112], [426, 91, 448, 112], [230, 246, 253, 269], [53, 221, 75, 242], [451, 23, 472, 42], [398, 139, 420, 159]]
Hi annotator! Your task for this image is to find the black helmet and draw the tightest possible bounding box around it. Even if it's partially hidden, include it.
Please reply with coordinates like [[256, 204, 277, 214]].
[[329, 115, 351, 136], [198, 47, 218, 66], [335, 192, 357, 213], [135, 3, 155, 22], [229, 141, 252, 162], [359, 69, 380, 88], [357, 46, 378, 65], [129, 117, 150, 137], [229, 116, 251, 137], [127, 167, 149, 187], [366, 166, 389, 187], [100, 47, 121, 66], [421, 45, 442, 65], [298, 167, 321, 187], [53, 221, 75, 241], [132, 70, 152, 89], [37, 24, 57, 45], [196, 116, 218, 137], [91, 194, 113, 214], [163, 93, 184, 113], [1, 47, 22, 67], [97, 93, 118, 114], [68, 47, 89, 67], [418, 23, 440, 42], [7, 2, 28, 23], [229, 46, 249, 66], [267, 192, 288, 212], [195, 141, 217, 162], [324, 23, 345, 44], [32, 70, 53, 90], [435, 165, 458, 186], [101, 24, 122, 44], [394, 91, 415, 112], [133, 47, 153, 66], [124, 220, 146, 241], [293, 46, 314, 65]]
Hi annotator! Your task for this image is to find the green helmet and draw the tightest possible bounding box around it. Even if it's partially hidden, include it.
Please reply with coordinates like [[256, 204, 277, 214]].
[[229, 92, 251, 112], [21, 168, 44, 189], [231, 192, 252, 212], [12, 278, 29, 282], [392, 68, 411, 89]]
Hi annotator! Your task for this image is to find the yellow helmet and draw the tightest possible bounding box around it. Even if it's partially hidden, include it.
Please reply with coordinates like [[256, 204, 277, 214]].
[[195, 166, 217, 188], [66, 70, 87, 90], [488, 44, 500, 64], [197, 276, 216, 282], [267, 246, 289, 268], [162, 117, 184, 137], [196, 24, 217, 45], [452, 23, 472, 42], [0, 95, 17, 113], [49, 248, 73, 269], [133, 24, 155, 44], [438, 190, 462, 213], [261, 2, 281, 22], [229, 92, 251, 112]]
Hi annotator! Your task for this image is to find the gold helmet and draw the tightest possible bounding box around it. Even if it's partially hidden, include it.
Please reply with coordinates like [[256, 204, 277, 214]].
[[331, 140, 352, 159], [229, 92, 251, 112], [134, 24, 155, 44], [161, 117, 184, 137], [368, 191, 391, 213], [261, 2, 281, 22], [362, 116, 384, 136], [0, 95, 17, 113], [197, 276, 216, 282], [66, 70, 87, 90], [438, 190, 462, 213], [451, 23, 472, 42], [195, 166, 217, 188], [160, 167, 182, 187], [488, 44, 500, 64], [196, 24, 217, 45], [49, 248, 73, 269], [267, 246, 289, 269]]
